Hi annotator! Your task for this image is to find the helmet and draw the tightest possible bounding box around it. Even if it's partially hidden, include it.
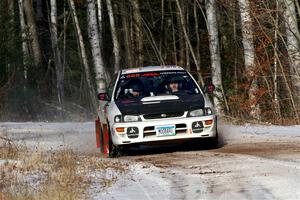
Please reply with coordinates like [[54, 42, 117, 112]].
[[130, 83, 143, 92], [127, 80, 144, 96], [166, 76, 183, 92]]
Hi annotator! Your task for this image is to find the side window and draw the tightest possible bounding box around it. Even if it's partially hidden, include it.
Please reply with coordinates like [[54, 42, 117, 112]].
[[107, 74, 118, 97]]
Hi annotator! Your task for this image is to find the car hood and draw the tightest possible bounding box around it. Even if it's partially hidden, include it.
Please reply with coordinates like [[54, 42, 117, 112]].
[[115, 94, 204, 115]]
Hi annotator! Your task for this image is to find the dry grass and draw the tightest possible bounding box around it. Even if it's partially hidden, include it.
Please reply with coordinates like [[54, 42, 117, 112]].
[[0, 137, 128, 200]]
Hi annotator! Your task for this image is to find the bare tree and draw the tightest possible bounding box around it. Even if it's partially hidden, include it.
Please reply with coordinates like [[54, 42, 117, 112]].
[[176, 0, 204, 85], [121, 0, 133, 66], [97, 0, 104, 52], [87, 0, 107, 93], [131, 0, 144, 66], [68, 0, 97, 110], [106, 0, 121, 72], [205, 0, 225, 115], [8, 0, 14, 17], [282, 0, 300, 107], [36, 0, 43, 21], [238, 0, 261, 120], [50, 0, 65, 111], [176, 0, 185, 67], [18, 0, 29, 80], [23, 0, 42, 66], [274, 0, 281, 118]]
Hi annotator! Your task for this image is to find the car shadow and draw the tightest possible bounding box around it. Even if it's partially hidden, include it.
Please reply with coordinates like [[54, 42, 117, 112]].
[[121, 136, 225, 157]]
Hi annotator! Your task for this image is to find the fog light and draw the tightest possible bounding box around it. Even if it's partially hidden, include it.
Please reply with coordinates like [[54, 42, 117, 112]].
[[116, 127, 125, 132], [127, 127, 139, 139], [205, 120, 213, 126], [192, 121, 203, 133]]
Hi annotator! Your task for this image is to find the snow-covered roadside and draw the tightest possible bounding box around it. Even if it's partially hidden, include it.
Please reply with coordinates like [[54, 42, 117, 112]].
[[0, 122, 97, 154], [218, 122, 300, 146], [221, 123, 300, 138], [1, 121, 300, 199], [91, 163, 176, 200]]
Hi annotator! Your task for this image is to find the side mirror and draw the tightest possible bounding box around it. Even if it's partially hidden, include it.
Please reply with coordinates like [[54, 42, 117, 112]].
[[97, 93, 111, 101], [204, 83, 215, 94]]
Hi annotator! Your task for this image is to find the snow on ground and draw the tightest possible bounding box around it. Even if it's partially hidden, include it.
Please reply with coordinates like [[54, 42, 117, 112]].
[[221, 122, 300, 138], [1, 121, 300, 200], [0, 122, 98, 154]]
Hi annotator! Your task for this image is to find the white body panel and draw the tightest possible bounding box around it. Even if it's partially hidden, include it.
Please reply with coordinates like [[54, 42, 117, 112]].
[[98, 66, 218, 146], [111, 115, 217, 145]]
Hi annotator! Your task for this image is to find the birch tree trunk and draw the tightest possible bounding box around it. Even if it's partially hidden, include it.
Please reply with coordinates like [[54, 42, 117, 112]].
[[87, 0, 107, 93], [18, 0, 29, 80], [283, 0, 300, 107], [50, 0, 64, 111], [121, 0, 133, 66], [23, 0, 42, 66], [176, 1, 185, 67], [205, 0, 224, 115], [97, 0, 104, 52], [238, 0, 261, 120], [68, 0, 97, 110], [106, 0, 121, 73], [131, 0, 144, 66], [8, 0, 14, 17], [274, 0, 281, 118], [8, 0, 15, 74], [36, 0, 43, 22], [194, 1, 201, 72]]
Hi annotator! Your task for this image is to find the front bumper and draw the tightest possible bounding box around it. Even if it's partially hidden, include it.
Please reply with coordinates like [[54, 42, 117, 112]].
[[111, 115, 217, 146]]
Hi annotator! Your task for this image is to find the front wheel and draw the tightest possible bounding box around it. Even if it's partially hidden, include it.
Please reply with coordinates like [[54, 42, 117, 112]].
[[108, 131, 123, 158], [108, 138, 119, 157], [208, 132, 219, 149]]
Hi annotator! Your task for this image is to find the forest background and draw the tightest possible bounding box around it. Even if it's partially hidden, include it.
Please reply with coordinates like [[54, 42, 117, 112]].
[[0, 0, 300, 124]]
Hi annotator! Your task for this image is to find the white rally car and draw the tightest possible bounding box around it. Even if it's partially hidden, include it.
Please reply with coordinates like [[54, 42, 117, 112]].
[[96, 66, 217, 157]]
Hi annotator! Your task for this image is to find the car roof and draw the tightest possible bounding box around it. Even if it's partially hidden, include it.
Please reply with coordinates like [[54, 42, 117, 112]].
[[121, 65, 185, 75]]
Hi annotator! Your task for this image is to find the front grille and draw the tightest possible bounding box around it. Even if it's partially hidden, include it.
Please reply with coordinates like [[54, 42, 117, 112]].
[[143, 124, 187, 138], [143, 112, 184, 120], [175, 124, 188, 134]]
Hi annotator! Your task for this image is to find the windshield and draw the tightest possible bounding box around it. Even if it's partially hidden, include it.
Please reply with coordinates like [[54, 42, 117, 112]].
[[114, 70, 200, 100]]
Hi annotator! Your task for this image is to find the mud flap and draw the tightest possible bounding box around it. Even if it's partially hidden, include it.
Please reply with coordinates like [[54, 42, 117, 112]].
[[95, 119, 101, 148], [95, 119, 110, 156], [102, 124, 110, 155]]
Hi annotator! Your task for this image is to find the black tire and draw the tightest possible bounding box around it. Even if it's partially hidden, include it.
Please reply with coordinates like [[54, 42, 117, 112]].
[[108, 128, 122, 158], [108, 133, 119, 158], [208, 131, 219, 149]]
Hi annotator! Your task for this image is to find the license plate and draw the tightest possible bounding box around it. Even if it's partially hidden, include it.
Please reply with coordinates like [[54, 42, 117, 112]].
[[156, 125, 176, 137]]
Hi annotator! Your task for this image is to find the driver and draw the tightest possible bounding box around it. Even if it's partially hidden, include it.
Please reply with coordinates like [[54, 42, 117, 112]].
[[126, 81, 144, 98], [166, 77, 181, 93]]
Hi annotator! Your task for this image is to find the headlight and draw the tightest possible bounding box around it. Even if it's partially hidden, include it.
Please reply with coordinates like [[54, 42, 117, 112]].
[[205, 107, 213, 115], [123, 115, 141, 122], [188, 109, 204, 117], [188, 107, 213, 117], [114, 115, 141, 123]]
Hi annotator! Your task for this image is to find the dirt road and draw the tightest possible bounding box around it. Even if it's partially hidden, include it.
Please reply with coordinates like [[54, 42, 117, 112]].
[[98, 124, 300, 200], [1, 122, 300, 199]]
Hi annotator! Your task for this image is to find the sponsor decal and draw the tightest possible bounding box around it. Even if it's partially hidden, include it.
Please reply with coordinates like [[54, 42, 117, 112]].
[[126, 74, 141, 78], [141, 72, 160, 77]]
